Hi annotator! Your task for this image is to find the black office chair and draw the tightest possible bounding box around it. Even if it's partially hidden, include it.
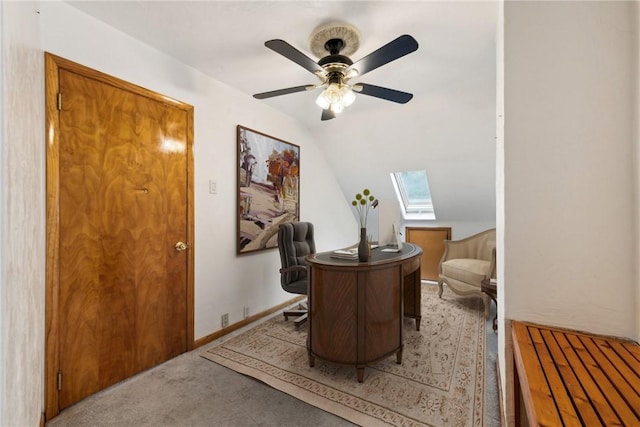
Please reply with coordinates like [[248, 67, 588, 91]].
[[277, 222, 315, 329]]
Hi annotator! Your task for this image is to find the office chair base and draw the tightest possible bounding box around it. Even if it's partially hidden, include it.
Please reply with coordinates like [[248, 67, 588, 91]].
[[293, 313, 308, 328], [283, 311, 307, 328], [284, 302, 308, 329]]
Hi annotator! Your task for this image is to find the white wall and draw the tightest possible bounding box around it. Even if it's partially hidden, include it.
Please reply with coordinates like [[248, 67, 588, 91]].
[[400, 220, 496, 241], [635, 0, 640, 355], [8, 1, 636, 425], [501, 1, 638, 424], [308, 1, 498, 230], [1, 1, 357, 423], [504, 0, 637, 340], [374, 197, 495, 244], [39, 0, 356, 341], [495, 1, 508, 425], [0, 2, 45, 426]]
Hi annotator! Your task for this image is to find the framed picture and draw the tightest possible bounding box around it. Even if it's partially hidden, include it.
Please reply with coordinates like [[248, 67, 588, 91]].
[[237, 125, 300, 254]]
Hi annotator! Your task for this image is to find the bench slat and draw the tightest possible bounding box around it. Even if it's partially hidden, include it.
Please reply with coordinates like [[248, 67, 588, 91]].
[[622, 341, 640, 363], [568, 334, 638, 424], [609, 340, 640, 377], [552, 331, 621, 426], [512, 322, 563, 426], [530, 328, 582, 426], [594, 338, 640, 401], [513, 321, 640, 427], [542, 329, 603, 426], [582, 337, 640, 421]]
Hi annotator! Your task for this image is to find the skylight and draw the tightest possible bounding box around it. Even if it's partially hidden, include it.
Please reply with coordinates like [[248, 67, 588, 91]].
[[390, 170, 435, 220]]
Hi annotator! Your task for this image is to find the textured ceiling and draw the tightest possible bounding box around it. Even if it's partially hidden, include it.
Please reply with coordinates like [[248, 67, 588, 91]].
[[67, 1, 496, 128], [66, 1, 499, 222]]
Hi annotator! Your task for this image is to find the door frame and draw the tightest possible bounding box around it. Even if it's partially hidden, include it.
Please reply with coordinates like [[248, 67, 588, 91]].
[[44, 53, 195, 420]]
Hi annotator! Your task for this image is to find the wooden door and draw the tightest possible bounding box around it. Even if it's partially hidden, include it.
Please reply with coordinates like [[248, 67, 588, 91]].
[[405, 227, 451, 281], [45, 53, 194, 417]]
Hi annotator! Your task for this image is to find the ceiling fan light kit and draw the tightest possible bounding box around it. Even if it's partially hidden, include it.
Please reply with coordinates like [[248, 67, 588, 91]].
[[253, 23, 418, 121], [315, 82, 356, 113]]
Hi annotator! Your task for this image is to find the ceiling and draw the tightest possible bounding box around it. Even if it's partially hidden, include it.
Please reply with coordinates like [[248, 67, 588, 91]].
[[66, 1, 499, 223]]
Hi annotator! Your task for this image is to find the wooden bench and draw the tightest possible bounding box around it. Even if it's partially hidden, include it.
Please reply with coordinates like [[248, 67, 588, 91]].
[[512, 321, 640, 426]]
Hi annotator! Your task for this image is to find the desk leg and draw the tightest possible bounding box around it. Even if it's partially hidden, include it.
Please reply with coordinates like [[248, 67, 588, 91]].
[[403, 269, 421, 331], [357, 367, 365, 383], [308, 352, 315, 367], [396, 348, 403, 364]]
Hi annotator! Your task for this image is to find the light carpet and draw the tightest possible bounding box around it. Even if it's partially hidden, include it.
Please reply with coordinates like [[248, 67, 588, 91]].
[[202, 284, 485, 427]]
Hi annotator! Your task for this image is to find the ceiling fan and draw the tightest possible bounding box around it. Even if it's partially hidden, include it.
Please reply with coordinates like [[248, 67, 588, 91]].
[[253, 23, 419, 121]]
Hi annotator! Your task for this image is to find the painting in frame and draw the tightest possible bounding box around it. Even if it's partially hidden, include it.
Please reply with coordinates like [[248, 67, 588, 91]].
[[237, 125, 300, 254]]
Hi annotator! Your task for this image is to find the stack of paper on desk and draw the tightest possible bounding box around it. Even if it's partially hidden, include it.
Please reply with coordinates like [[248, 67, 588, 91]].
[[331, 249, 358, 260]]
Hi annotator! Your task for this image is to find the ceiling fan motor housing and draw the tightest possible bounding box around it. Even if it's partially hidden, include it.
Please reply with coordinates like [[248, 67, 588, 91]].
[[318, 39, 354, 84], [318, 53, 353, 67], [253, 23, 418, 121]]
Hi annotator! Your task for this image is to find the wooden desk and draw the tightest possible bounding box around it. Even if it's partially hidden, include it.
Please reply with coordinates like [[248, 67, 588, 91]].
[[306, 243, 422, 382]]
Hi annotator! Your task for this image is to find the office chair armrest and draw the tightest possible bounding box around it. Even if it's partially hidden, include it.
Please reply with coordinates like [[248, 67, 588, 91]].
[[280, 265, 308, 274]]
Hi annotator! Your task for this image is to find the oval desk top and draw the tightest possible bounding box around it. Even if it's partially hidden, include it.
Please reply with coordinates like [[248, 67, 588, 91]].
[[307, 243, 422, 270]]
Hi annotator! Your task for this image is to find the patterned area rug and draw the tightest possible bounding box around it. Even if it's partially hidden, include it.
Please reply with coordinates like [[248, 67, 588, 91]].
[[201, 284, 485, 427]]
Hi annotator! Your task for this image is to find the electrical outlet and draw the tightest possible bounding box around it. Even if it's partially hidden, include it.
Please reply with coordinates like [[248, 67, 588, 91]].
[[243, 306, 250, 318], [221, 313, 229, 328]]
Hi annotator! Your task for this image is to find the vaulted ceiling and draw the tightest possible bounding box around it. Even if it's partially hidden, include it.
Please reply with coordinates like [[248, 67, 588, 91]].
[[67, 1, 498, 222]]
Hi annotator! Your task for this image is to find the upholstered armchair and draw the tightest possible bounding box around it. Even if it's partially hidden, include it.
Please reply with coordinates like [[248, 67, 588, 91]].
[[277, 222, 315, 329], [438, 228, 496, 317]]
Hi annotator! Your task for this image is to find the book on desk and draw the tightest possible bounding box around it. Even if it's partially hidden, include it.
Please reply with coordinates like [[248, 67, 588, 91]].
[[331, 249, 359, 260], [330, 244, 386, 260]]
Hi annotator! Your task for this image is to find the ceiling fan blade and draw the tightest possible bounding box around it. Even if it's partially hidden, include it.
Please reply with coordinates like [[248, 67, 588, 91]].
[[321, 109, 336, 121], [348, 35, 418, 77], [253, 85, 313, 99], [357, 83, 413, 104], [265, 40, 324, 74]]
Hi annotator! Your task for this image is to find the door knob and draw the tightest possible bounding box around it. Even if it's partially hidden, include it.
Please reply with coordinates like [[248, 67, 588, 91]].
[[175, 241, 189, 251]]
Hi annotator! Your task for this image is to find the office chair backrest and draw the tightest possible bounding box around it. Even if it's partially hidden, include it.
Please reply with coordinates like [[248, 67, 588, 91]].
[[278, 222, 315, 287]]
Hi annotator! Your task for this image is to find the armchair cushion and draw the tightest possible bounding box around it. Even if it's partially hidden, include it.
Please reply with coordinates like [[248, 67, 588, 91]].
[[438, 228, 496, 318], [441, 258, 491, 287]]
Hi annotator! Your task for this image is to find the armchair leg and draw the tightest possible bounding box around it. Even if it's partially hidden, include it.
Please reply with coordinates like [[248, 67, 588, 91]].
[[481, 293, 490, 320], [437, 280, 444, 298]]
